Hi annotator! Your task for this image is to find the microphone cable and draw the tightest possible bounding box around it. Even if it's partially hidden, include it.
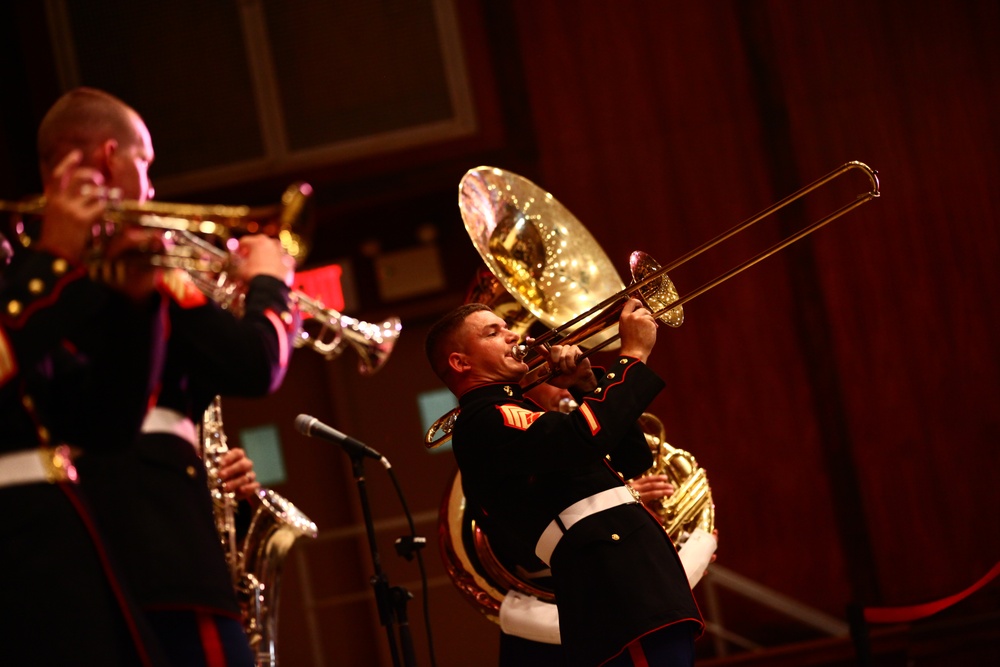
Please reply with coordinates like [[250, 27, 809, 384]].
[[385, 464, 439, 667]]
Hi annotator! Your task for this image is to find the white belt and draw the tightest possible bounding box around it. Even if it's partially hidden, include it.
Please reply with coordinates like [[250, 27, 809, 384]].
[[534, 486, 639, 565], [142, 407, 199, 448], [0, 446, 78, 488]]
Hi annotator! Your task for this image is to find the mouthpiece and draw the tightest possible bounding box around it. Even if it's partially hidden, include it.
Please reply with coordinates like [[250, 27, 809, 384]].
[[511, 344, 528, 361]]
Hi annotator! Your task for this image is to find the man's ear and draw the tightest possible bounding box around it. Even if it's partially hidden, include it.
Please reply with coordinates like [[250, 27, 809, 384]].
[[95, 138, 118, 179], [447, 351, 471, 375]]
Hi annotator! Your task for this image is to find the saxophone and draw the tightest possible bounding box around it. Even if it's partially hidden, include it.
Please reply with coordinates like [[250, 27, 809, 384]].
[[201, 396, 318, 667]]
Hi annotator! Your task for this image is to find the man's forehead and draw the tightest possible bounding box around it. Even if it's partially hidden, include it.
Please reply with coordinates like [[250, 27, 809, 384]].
[[465, 310, 504, 332]]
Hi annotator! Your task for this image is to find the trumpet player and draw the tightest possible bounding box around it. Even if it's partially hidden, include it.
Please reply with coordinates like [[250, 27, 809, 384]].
[[2, 87, 170, 665], [77, 230, 298, 666], [425, 300, 703, 667]]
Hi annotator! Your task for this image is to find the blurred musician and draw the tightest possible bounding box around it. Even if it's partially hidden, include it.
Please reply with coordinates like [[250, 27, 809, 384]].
[[1, 86, 169, 665]]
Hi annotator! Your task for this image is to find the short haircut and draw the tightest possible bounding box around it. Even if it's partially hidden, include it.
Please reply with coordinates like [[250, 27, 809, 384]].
[[37, 87, 142, 177], [425, 302, 493, 383]]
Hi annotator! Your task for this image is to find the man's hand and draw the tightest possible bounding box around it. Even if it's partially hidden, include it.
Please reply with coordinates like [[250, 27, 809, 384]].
[[37, 150, 106, 263], [628, 474, 676, 507], [618, 298, 657, 362], [234, 235, 295, 286], [536, 343, 598, 393], [220, 448, 261, 501]]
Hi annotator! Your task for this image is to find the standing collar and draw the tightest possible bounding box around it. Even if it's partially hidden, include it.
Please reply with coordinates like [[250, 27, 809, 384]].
[[458, 381, 524, 406]]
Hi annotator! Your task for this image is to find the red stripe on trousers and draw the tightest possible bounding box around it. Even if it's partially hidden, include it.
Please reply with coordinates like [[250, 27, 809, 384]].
[[628, 640, 649, 667], [197, 612, 228, 667]]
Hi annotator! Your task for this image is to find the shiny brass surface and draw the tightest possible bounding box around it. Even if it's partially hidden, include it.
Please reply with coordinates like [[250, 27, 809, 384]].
[[636, 413, 715, 543], [0, 182, 314, 269], [200, 397, 317, 667], [459, 167, 626, 339], [293, 292, 401, 375], [438, 412, 711, 627], [426, 161, 879, 448]]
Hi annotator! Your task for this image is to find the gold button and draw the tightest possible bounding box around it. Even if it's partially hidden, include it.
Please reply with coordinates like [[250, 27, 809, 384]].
[[52, 258, 68, 275], [595, 387, 602, 393], [7, 300, 22, 316], [606, 372, 616, 379], [611, 533, 620, 541], [185, 466, 197, 478], [28, 279, 45, 294], [619, 358, 628, 365], [281, 312, 294, 325]]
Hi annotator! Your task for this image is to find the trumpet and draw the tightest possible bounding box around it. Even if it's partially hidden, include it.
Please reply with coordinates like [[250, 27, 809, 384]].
[[293, 293, 401, 376], [425, 161, 880, 447], [1, 182, 313, 269], [169, 232, 401, 375]]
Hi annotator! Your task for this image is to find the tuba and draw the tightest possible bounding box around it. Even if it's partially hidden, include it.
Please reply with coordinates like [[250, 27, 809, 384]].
[[201, 396, 318, 667], [439, 411, 716, 636], [426, 162, 879, 447]]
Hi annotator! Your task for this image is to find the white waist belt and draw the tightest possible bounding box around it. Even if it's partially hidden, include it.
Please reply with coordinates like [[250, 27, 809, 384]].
[[0, 446, 78, 488], [534, 486, 638, 565], [142, 407, 199, 448]]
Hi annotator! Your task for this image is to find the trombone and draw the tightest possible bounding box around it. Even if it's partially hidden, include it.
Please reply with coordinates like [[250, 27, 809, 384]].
[[425, 161, 880, 447]]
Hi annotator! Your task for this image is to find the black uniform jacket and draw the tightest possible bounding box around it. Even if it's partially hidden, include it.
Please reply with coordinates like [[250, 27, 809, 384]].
[[77, 271, 299, 616], [1, 248, 169, 666], [452, 356, 703, 667]]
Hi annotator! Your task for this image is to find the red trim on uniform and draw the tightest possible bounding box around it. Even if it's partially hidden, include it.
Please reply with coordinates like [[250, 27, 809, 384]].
[[577, 402, 601, 435], [598, 620, 706, 666], [3, 264, 87, 328], [627, 640, 649, 667], [264, 309, 290, 368], [197, 612, 228, 667], [60, 483, 157, 667]]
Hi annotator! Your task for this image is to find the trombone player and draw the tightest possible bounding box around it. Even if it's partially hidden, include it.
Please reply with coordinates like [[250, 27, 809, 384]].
[[425, 300, 703, 667]]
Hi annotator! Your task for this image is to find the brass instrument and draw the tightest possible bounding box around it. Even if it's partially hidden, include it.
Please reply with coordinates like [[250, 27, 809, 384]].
[[425, 162, 880, 446], [171, 231, 401, 375], [1, 181, 314, 270], [439, 411, 714, 632], [201, 397, 318, 667], [293, 293, 401, 376]]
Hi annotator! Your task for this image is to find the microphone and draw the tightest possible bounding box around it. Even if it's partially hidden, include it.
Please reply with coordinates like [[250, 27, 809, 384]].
[[295, 414, 389, 466]]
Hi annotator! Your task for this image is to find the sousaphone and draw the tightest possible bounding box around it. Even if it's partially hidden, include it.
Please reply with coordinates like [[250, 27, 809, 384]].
[[439, 413, 716, 640], [440, 167, 692, 638], [458, 166, 684, 345]]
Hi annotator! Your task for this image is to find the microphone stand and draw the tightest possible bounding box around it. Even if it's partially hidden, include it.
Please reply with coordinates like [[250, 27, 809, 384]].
[[347, 451, 417, 667]]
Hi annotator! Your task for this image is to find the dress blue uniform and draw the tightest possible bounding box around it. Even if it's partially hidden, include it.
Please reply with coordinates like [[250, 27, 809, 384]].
[[1, 247, 169, 666], [453, 355, 703, 667]]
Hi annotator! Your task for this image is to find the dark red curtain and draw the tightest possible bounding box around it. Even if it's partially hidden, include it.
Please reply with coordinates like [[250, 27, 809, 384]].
[[508, 0, 1000, 616]]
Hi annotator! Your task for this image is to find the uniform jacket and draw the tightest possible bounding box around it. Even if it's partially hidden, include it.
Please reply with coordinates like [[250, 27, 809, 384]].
[[77, 271, 299, 615], [452, 356, 703, 666], [1, 248, 169, 666]]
